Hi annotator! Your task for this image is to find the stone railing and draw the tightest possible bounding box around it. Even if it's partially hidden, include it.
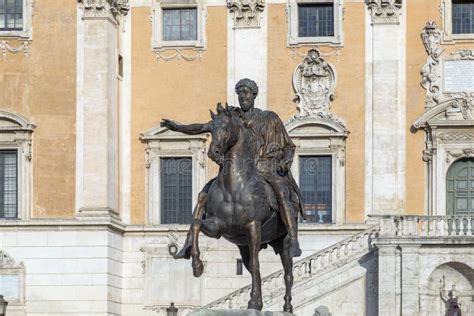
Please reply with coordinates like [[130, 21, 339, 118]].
[[200, 226, 380, 310], [378, 215, 474, 237]]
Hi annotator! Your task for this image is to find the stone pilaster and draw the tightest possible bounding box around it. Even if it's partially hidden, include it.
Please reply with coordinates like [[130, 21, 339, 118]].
[[377, 244, 400, 316], [365, 0, 405, 216], [76, 0, 129, 219], [400, 245, 421, 315], [227, 0, 267, 109]]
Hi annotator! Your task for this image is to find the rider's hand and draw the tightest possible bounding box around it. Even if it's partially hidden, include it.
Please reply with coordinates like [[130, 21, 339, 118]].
[[160, 119, 178, 131], [278, 158, 292, 175]]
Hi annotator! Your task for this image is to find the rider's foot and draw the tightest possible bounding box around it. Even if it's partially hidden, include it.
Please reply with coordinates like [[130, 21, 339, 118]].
[[173, 238, 192, 259], [192, 259, 204, 277], [289, 237, 302, 257]]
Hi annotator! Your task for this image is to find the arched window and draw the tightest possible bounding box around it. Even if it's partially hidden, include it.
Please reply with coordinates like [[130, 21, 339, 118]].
[[447, 158, 474, 215]]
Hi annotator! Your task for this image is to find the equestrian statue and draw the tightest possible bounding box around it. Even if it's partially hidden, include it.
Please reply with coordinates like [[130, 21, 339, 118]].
[[160, 78, 306, 312]]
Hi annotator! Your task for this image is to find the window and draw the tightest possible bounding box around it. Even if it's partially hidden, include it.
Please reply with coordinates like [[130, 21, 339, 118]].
[[163, 8, 197, 41], [0, 111, 33, 220], [152, 0, 206, 50], [298, 4, 334, 38], [442, 0, 474, 41], [300, 156, 332, 223], [0, 0, 32, 39], [447, 158, 474, 215], [0, 0, 23, 31], [452, 0, 474, 34], [0, 150, 17, 219], [140, 125, 208, 225], [160, 158, 193, 224], [288, 0, 343, 46]]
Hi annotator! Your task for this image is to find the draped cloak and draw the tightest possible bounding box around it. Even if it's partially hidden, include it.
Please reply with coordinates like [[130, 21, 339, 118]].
[[233, 107, 306, 219]]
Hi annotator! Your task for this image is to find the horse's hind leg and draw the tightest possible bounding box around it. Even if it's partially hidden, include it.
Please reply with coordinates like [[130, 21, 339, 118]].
[[280, 236, 294, 313], [269, 237, 293, 313], [190, 217, 223, 278], [246, 221, 263, 311]]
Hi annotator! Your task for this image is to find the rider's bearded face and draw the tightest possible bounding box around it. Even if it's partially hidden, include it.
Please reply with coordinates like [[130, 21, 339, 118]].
[[237, 86, 255, 112]]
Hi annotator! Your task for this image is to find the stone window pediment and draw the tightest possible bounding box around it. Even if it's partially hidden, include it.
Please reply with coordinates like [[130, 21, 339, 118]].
[[140, 125, 208, 225]]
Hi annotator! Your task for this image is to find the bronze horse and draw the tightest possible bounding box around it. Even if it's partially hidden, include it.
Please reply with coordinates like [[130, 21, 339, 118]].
[[187, 104, 295, 312]]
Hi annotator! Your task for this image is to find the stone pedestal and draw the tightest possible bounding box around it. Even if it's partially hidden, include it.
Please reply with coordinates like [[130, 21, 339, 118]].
[[190, 310, 294, 316]]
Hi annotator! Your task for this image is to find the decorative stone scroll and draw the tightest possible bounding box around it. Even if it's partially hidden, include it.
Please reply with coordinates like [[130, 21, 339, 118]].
[[420, 21, 474, 114], [366, 0, 403, 24], [78, 0, 129, 19], [289, 48, 344, 128], [227, 0, 265, 28]]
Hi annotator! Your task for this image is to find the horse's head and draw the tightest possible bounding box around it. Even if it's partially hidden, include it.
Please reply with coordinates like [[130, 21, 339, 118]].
[[208, 103, 244, 165]]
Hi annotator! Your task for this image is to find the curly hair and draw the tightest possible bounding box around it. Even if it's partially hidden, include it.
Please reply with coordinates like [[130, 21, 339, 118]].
[[235, 78, 258, 96]]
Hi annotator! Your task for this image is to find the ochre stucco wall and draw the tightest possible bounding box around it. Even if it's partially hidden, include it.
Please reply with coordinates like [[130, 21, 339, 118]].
[[267, 2, 366, 223], [130, 6, 227, 224], [0, 0, 76, 217]]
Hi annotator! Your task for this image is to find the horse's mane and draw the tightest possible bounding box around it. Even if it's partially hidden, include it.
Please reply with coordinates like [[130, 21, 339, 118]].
[[229, 108, 261, 159]]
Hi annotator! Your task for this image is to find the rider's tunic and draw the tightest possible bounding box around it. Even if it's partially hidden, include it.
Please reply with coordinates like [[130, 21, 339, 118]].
[[234, 107, 303, 215]]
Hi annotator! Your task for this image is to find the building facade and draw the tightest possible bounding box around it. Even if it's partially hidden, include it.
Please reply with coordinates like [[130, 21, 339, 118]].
[[0, 0, 472, 315]]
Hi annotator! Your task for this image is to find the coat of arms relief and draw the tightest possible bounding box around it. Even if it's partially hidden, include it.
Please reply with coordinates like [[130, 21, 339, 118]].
[[290, 49, 345, 128], [420, 21, 474, 120]]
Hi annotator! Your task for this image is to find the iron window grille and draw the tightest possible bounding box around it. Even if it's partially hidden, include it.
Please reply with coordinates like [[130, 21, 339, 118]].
[[0, 150, 17, 219], [298, 3, 334, 38], [163, 8, 198, 41], [160, 157, 193, 224], [0, 0, 23, 31], [299, 156, 332, 224], [452, 0, 474, 34]]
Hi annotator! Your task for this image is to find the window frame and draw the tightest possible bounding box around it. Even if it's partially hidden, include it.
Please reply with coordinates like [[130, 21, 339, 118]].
[[152, 0, 207, 50], [140, 125, 208, 226], [298, 155, 334, 224], [442, 0, 474, 42], [0, 0, 33, 40], [288, 0, 343, 46], [287, 118, 347, 225], [0, 111, 34, 221]]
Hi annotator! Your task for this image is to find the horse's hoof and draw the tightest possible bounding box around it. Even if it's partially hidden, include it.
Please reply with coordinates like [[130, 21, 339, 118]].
[[283, 303, 293, 313], [192, 259, 204, 277], [174, 244, 192, 260], [247, 300, 263, 311]]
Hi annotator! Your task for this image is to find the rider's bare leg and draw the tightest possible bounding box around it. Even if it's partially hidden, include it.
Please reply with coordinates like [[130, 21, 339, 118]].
[[174, 191, 208, 259], [275, 188, 302, 257]]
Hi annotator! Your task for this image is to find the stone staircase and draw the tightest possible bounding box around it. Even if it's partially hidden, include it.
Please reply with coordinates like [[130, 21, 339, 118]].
[[199, 226, 380, 313]]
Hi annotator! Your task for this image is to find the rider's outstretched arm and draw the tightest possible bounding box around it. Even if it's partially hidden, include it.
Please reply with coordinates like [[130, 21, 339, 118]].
[[161, 119, 212, 135]]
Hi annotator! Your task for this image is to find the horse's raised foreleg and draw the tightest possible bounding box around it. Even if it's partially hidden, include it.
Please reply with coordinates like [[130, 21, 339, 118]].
[[246, 220, 263, 311], [175, 191, 208, 260], [280, 236, 294, 313], [191, 217, 224, 278]]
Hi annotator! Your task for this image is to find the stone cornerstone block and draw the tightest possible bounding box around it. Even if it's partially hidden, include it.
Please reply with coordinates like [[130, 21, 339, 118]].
[[190, 310, 294, 316]]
